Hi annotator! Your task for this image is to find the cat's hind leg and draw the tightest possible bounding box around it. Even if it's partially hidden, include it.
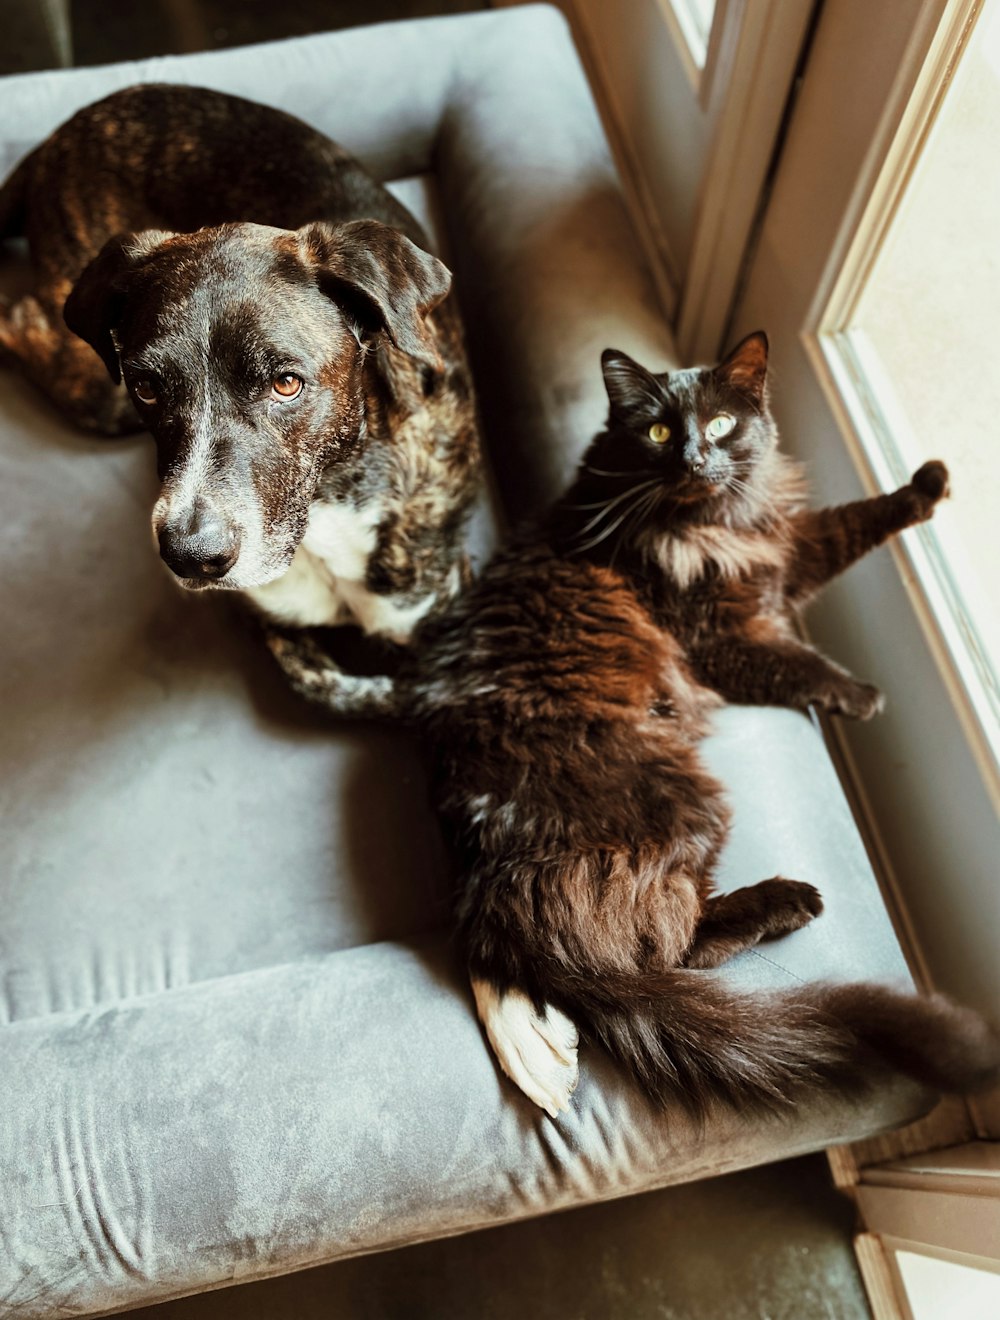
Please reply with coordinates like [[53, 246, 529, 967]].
[[470, 976, 579, 1119], [684, 877, 823, 970]]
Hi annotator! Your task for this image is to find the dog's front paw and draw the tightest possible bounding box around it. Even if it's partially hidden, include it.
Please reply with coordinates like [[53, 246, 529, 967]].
[[471, 978, 579, 1119], [820, 678, 885, 721], [263, 626, 398, 717]]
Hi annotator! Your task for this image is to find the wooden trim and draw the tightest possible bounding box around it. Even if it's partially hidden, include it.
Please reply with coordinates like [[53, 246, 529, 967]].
[[855, 1233, 909, 1320], [675, 0, 815, 361], [874, 1141, 1000, 1177], [825, 1098, 976, 1222], [827, 1144, 861, 1193], [698, 0, 739, 109], [505, 1, 809, 363], [856, 1184, 1000, 1258], [653, 0, 705, 95], [532, 0, 681, 318], [829, 1098, 977, 1176]]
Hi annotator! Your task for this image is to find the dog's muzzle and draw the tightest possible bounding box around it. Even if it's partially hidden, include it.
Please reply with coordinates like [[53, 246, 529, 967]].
[[157, 498, 242, 584]]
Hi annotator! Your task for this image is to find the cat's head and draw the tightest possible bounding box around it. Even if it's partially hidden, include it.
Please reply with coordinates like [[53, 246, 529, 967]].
[[592, 331, 776, 507]]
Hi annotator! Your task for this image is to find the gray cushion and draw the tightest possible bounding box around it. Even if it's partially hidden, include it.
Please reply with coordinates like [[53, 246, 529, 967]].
[[0, 7, 927, 1318]]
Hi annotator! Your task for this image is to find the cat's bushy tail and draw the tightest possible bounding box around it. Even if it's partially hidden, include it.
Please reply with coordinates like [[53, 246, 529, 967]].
[[540, 965, 1000, 1116]]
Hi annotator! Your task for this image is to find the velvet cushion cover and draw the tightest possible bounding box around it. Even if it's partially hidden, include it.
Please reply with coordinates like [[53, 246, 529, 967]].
[[0, 7, 927, 1316]]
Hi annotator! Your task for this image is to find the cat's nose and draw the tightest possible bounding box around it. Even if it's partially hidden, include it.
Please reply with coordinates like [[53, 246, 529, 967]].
[[689, 453, 706, 473]]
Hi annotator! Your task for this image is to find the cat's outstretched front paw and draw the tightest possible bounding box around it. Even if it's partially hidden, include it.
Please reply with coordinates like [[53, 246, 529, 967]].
[[902, 459, 949, 520], [471, 978, 579, 1119], [819, 678, 885, 720], [911, 460, 949, 503]]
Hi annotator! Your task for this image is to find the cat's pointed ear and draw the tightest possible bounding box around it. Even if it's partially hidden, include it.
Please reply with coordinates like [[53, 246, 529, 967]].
[[715, 331, 769, 405], [601, 349, 663, 416]]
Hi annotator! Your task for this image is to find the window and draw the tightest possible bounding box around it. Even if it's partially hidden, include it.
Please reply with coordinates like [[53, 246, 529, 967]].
[[819, 0, 1000, 769], [662, 0, 718, 69]]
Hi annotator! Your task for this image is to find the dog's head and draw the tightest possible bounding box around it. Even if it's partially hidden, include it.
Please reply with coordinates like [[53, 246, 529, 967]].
[[64, 219, 451, 590]]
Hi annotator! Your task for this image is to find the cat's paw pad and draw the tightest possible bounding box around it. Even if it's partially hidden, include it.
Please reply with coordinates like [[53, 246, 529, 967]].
[[911, 460, 950, 504], [471, 979, 579, 1119], [759, 877, 824, 932], [825, 680, 885, 721]]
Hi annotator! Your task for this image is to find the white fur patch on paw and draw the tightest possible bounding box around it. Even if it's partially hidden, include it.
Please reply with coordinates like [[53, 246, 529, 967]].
[[471, 977, 579, 1119]]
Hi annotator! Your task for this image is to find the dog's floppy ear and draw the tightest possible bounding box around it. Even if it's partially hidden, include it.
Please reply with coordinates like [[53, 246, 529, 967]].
[[64, 230, 173, 382], [300, 219, 452, 371]]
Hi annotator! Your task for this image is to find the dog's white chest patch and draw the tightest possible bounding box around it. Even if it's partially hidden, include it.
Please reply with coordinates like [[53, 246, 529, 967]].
[[245, 499, 378, 628], [299, 500, 381, 580], [245, 498, 441, 641]]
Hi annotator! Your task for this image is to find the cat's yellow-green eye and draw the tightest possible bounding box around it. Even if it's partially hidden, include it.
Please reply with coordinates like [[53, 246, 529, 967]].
[[648, 422, 671, 444], [705, 414, 736, 441]]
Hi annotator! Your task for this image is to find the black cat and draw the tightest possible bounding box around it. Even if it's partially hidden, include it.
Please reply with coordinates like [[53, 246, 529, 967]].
[[401, 332, 999, 1118]]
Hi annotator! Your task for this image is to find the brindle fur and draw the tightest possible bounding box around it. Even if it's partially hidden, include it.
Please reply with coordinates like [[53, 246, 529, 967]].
[[0, 85, 480, 716], [398, 332, 999, 1116]]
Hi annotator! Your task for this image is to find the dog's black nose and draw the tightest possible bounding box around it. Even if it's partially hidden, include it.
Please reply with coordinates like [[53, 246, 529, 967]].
[[158, 501, 241, 581]]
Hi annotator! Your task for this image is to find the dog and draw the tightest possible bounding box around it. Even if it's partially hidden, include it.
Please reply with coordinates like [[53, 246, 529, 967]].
[[0, 84, 481, 716]]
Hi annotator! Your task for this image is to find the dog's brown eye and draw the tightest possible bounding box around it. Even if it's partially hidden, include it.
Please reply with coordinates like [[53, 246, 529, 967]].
[[271, 373, 303, 400], [133, 377, 158, 406]]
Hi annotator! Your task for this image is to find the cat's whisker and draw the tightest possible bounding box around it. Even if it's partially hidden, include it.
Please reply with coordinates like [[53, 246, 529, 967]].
[[571, 480, 661, 538], [572, 484, 662, 554], [583, 464, 658, 479], [572, 483, 661, 537], [572, 510, 641, 554], [611, 487, 664, 567], [564, 479, 660, 512], [724, 473, 758, 498]]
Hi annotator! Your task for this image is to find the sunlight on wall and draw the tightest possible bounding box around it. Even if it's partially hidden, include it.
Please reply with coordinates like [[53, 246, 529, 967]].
[[848, 3, 1000, 695], [897, 1250, 1000, 1320]]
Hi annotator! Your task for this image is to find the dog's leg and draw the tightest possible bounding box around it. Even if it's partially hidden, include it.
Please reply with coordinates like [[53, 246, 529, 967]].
[[0, 293, 140, 436], [684, 878, 823, 970], [264, 626, 400, 719], [470, 976, 579, 1119]]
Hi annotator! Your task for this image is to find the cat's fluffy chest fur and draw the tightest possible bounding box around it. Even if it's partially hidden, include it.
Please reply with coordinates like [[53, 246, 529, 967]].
[[633, 518, 793, 642]]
